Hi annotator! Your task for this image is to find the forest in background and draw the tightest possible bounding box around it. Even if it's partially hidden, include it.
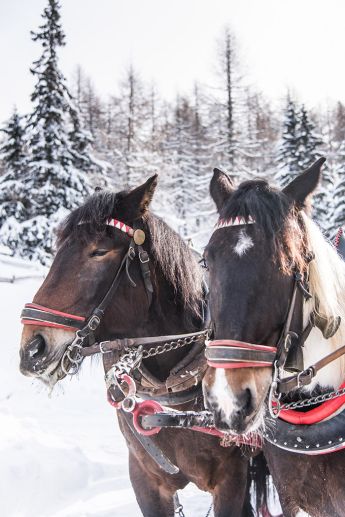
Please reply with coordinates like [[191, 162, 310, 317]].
[[1, 0, 345, 264]]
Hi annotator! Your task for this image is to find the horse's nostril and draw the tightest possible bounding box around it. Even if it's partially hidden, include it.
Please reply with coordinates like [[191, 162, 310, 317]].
[[28, 334, 46, 359], [235, 388, 253, 418], [243, 388, 252, 414]]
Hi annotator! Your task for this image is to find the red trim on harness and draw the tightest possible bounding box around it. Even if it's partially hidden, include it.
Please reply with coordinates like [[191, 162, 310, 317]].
[[106, 218, 134, 237], [132, 400, 162, 436], [278, 381, 345, 425], [334, 227, 343, 249], [24, 303, 85, 321], [207, 340, 277, 353], [207, 361, 274, 369], [206, 340, 276, 368], [20, 320, 81, 332]]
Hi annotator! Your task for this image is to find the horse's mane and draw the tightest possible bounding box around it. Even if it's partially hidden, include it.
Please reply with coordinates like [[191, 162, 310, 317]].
[[220, 179, 308, 274], [57, 190, 204, 326], [302, 214, 345, 382]]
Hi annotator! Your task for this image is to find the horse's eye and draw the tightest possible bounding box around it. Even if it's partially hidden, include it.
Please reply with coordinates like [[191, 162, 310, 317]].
[[90, 249, 109, 258], [199, 256, 209, 270]]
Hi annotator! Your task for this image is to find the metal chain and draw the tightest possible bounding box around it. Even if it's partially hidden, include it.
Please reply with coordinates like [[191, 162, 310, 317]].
[[281, 386, 345, 410], [106, 330, 209, 390], [135, 333, 207, 360]]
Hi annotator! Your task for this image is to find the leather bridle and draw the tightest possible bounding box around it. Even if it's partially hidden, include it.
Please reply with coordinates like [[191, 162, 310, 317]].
[[205, 266, 313, 374], [21, 218, 154, 364], [205, 216, 345, 401]]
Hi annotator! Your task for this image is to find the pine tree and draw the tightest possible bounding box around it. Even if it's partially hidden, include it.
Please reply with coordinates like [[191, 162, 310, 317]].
[[0, 109, 28, 233], [275, 97, 300, 187], [0, 108, 27, 175], [213, 27, 240, 174], [296, 106, 331, 233], [296, 106, 323, 168], [0, 0, 99, 263]]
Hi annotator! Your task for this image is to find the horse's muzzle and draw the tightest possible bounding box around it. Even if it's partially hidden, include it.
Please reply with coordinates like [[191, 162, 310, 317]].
[[20, 334, 48, 376]]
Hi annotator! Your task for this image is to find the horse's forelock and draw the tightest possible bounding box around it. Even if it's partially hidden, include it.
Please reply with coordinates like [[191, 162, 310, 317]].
[[220, 179, 309, 275], [56, 190, 121, 246]]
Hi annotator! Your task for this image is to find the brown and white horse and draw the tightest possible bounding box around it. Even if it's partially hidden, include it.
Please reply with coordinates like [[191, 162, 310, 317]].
[[203, 159, 345, 516], [19, 176, 264, 517]]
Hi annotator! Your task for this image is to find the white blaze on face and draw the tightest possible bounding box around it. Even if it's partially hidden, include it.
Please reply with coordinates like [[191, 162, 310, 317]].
[[208, 369, 238, 420], [233, 229, 254, 257]]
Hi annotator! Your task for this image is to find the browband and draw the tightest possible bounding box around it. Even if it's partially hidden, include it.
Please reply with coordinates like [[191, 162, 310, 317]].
[[214, 216, 255, 231], [106, 218, 134, 237]]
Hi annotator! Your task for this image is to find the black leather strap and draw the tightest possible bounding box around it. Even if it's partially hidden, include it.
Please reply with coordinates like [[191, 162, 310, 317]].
[[20, 307, 85, 330], [205, 347, 276, 365], [121, 410, 179, 474]]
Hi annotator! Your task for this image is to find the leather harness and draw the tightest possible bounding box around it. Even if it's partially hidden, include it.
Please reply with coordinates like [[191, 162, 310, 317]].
[[21, 217, 211, 473], [206, 217, 345, 399]]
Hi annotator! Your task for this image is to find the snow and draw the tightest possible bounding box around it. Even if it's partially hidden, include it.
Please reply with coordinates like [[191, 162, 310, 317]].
[[0, 256, 214, 517]]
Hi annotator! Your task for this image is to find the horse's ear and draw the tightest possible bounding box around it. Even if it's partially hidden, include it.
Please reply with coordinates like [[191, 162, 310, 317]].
[[210, 168, 234, 212], [283, 157, 326, 209], [118, 175, 158, 220]]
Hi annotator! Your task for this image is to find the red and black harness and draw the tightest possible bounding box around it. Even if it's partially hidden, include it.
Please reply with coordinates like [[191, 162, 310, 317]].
[[21, 219, 153, 349], [22, 217, 253, 475], [206, 220, 345, 454]]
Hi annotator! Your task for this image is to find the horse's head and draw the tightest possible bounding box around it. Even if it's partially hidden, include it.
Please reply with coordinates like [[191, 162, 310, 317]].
[[19, 175, 158, 385], [203, 158, 326, 434]]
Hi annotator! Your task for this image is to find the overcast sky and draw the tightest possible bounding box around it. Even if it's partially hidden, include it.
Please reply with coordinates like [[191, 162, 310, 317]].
[[1, 0, 345, 121]]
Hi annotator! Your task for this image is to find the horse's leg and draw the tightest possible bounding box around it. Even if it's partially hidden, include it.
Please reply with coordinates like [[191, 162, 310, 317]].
[[128, 452, 175, 517], [212, 452, 250, 517]]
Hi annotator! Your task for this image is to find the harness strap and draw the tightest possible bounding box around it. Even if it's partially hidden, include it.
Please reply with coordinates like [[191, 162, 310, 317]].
[[120, 409, 179, 474], [205, 340, 276, 368], [21, 303, 85, 331], [137, 244, 153, 305], [81, 330, 208, 357], [278, 342, 345, 394]]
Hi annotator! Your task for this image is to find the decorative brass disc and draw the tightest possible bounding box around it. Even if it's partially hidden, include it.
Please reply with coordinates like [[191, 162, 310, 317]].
[[133, 229, 146, 245]]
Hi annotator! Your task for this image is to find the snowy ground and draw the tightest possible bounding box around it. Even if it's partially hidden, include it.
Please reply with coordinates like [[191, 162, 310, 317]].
[[0, 256, 214, 517]]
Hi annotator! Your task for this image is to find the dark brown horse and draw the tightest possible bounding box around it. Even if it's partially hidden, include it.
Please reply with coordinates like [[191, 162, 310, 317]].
[[19, 176, 262, 517], [203, 159, 345, 516]]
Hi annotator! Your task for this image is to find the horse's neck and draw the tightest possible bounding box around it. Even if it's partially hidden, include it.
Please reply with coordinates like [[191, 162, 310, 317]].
[[139, 275, 202, 380]]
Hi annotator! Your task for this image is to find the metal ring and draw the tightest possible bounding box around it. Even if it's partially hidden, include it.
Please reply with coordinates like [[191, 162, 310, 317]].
[[66, 344, 84, 365], [61, 352, 79, 376]]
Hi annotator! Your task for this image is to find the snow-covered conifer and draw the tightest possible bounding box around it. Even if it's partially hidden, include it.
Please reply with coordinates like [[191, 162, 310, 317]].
[[275, 97, 300, 187], [0, 109, 27, 176], [0, 0, 99, 263]]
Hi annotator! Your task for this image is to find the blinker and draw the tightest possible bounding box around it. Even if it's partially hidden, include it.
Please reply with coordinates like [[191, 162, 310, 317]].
[[284, 342, 304, 373]]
